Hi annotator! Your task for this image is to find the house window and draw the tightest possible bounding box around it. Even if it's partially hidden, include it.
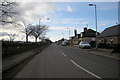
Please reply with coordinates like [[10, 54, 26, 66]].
[[104, 39, 106, 44], [99, 40, 101, 42], [110, 38, 113, 44], [101, 40, 103, 42]]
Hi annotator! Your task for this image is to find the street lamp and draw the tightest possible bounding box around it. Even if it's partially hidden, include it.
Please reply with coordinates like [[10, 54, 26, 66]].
[[39, 18, 41, 27], [62, 33, 64, 39], [39, 18, 49, 27], [67, 28, 70, 40], [89, 3, 98, 49]]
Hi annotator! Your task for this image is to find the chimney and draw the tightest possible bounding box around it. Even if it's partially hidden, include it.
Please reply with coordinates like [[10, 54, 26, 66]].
[[74, 29, 77, 36], [84, 27, 87, 32]]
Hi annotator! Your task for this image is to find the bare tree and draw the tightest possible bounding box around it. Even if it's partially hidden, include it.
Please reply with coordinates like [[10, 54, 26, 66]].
[[0, 0, 19, 25], [39, 33, 46, 42], [7, 33, 17, 41], [21, 22, 35, 42], [30, 25, 48, 42]]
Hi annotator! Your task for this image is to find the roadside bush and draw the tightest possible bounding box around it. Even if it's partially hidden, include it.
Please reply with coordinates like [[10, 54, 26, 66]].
[[112, 45, 120, 53], [90, 41, 96, 47], [98, 43, 116, 49], [2, 41, 51, 58]]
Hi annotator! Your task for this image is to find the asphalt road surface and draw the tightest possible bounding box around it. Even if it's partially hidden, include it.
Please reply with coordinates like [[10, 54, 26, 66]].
[[13, 43, 118, 78]]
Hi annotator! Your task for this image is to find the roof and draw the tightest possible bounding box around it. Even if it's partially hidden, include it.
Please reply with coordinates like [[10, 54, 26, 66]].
[[98, 24, 120, 38], [70, 36, 75, 39], [82, 29, 98, 37], [70, 34, 81, 40]]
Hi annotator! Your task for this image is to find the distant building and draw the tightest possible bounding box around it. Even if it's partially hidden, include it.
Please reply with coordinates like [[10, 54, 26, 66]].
[[97, 24, 120, 48], [79, 27, 99, 47], [57, 38, 65, 45], [69, 34, 80, 45], [68, 29, 80, 45], [74, 29, 77, 36], [69, 27, 99, 46]]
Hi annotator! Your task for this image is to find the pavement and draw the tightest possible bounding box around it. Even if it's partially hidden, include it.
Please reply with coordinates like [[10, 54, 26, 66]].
[[71, 45, 120, 60], [2, 45, 49, 72]]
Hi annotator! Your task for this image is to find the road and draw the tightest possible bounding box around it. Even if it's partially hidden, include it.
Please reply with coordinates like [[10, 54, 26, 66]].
[[13, 43, 118, 78]]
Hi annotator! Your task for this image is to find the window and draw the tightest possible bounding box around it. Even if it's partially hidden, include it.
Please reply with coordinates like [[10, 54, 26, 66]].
[[110, 38, 113, 44]]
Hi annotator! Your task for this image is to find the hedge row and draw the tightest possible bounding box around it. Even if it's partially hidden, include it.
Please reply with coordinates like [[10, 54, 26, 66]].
[[2, 41, 51, 58]]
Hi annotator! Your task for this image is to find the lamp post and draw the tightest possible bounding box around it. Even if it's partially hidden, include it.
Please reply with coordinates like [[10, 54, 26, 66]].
[[62, 33, 64, 39], [39, 18, 49, 27], [38, 18, 49, 42], [81, 33, 83, 41], [67, 28, 70, 40], [39, 18, 41, 27], [89, 3, 98, 49]]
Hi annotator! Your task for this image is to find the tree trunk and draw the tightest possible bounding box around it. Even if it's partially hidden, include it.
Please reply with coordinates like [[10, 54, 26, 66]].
[[26, 35, 28, 42], [35, 37, 37, 43]]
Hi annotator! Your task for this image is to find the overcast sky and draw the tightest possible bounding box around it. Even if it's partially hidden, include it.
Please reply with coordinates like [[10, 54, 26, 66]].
[[0, 1, 119, 42]]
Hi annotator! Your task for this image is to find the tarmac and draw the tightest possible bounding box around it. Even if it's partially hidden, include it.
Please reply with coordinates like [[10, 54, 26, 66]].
[[2, 44, 120, 75]]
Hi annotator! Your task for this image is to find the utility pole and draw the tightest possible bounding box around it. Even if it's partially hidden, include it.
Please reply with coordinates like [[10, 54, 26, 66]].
[[89, 3, 98, 49]]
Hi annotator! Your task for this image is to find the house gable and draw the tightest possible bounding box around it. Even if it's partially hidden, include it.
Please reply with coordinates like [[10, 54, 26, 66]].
[[98, 24, 120, 38], [82, 28, 97, 37]]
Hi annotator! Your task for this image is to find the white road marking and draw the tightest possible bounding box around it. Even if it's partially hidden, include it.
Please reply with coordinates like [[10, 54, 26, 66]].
[[62, 52, 67, 57], [59, 50, 67, 57], [59, 50, 62, 53], [70, 59, 102, 79]]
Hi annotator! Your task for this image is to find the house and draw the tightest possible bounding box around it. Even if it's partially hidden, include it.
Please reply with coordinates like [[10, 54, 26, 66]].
[[79, 27, 99, 47], [69, 27, 99, 47], [57, 38, 65, 45], [68, 29, 81, 45], [97, 24, 120, 48], [69, 34, 80, 45]]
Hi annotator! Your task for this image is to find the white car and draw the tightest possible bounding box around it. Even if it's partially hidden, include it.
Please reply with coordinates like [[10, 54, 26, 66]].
[[79, 41, 91, 49], [62, 40, 67, 46]]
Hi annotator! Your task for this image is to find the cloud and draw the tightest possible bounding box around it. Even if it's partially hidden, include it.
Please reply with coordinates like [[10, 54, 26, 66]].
[[54, 4, 73, 12], [66, 5, 73, 12], [49, 26, 76, 30], [0, 2, 56, 41], [1, 1, 56, 25], [0, 32, 8, 36], [99, 24, 107, 26], [49, 26, 67, 30], [17, 2, 55, 23], [50, 18, 88, 25], [98, 20, 117, 26], [12, 0, 120, 2], [60, 18, 88, 24]]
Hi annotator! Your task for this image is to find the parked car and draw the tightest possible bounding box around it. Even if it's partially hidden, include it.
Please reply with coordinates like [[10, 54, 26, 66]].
[[62, 40, 68, 46], [79, 41, 91, 49]]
